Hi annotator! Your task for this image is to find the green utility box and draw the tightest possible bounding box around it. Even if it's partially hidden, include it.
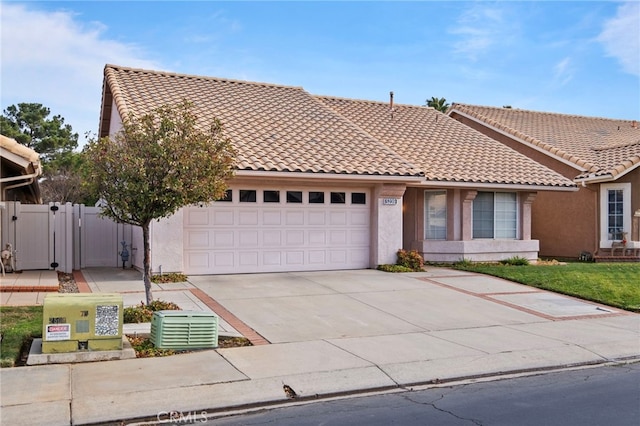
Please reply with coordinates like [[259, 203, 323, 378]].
[[150, 310, 218, 350], [42, 293, 123, 353]]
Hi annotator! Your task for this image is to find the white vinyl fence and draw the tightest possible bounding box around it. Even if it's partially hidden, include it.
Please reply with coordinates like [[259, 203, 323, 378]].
[[0, 201, 139, 273]]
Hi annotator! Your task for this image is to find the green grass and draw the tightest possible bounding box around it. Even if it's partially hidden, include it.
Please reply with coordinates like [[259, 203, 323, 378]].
[[454, 262, 640, 312], [0, 306, 43, 367]]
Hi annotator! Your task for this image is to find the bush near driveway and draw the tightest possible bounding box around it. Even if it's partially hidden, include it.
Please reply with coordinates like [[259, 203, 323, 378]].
[[454, 262, 640, 312]]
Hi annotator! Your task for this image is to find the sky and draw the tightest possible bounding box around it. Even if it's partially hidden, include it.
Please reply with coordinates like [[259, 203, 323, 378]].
[[1, 1, 639, 147]]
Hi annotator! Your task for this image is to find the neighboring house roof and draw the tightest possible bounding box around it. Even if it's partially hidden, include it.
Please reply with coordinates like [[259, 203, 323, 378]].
[[100, 65, 575, 190], [449, 104, 640, 183], [100, 65, 421, 178], [0, 134, 42, 203], [317, 96, 575, 189]]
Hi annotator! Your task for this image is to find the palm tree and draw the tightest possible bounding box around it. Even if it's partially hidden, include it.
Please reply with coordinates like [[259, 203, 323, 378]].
[[425, 97, 450, 113]]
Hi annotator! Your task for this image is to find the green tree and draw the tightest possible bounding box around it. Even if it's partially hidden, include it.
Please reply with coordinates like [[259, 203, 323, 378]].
[[0, 103, 78, 167], [84, 100, 236, 305], [39, 151, 95, 204], [425, 97, 450, 113]]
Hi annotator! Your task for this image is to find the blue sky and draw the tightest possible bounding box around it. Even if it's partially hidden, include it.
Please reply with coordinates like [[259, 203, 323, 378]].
[[1, 1, 639, 146]]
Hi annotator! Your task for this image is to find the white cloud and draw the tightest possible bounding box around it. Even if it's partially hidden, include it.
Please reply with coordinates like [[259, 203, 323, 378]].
[[597, 2, 640, 77], [553, 57, 574, 86], [448, 4, 512, 62], [0, 3, 159, 144]]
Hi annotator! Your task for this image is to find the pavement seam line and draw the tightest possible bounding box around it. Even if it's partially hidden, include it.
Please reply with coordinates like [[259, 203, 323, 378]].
[[417, 276, 629, 321], [322, 339, 403, 388], [189, 287, 270, 346]]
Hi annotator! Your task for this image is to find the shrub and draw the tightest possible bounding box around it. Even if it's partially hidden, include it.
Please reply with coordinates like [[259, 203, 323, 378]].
[[151, 273, 188, 283], [396, 249, 424, 271], [377, 264, 415, 273], [500, 256, 530, 266], [123, 299, 181, 323], [127, 335, 176, 357]]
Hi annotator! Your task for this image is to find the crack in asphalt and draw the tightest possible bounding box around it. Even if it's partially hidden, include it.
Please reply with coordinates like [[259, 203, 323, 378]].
[[400, 390, 484, 425]]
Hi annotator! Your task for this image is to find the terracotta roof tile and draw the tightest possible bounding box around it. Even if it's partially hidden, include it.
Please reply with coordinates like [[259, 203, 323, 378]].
[[316, 96, 575, 188], [100, 65, 575, 189], [102, 65, 421, 178], [451, 104, 640, 180]]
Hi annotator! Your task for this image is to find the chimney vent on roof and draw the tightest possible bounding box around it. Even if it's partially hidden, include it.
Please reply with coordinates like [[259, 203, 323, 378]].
[[389, 91, 395, 119], [632, 120, 638, 129]]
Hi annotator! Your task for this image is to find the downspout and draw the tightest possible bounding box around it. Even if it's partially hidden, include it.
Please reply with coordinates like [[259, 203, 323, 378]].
[[1, 172, 40, 200]]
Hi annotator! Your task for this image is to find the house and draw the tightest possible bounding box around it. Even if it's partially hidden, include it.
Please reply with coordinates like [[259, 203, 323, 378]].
[[98, 65, 576, 274], [0, 134, 42, 204], [448, 104, 640, 260]]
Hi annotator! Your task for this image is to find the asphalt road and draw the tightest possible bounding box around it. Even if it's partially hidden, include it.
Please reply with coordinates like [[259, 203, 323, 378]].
[[209, 363, 640, 426]]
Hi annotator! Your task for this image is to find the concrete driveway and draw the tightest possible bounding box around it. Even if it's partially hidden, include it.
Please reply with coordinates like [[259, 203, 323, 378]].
[[2, 267, 639, 426], [188, 268, 639, 367]]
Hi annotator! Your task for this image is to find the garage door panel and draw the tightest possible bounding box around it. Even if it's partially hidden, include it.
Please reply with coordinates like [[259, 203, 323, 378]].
[[185, 230, 210, 248], [329, 230, 347, 244], [187, 210, 209, 226], [286, 230, 305, 245], [187, 252, 210, 268], [308, 230, 326, 245], [263, 230, 282, 246], [184, 187, 371, 274], [239, 231, 258, 246], [214, 252, 234, 267], [213, 210, 234, 225], [286, 251, 304, 265], [263, 211, 282, 225], [329, 211, 347, 225], [239, 211, 258, 225], [351, 249, 369, 263], [308, 250, 326, 264], [329, 250, 347, 264], [239, 251, 259, 266], [263, 251, 282, 265], [350, 211, 369, 226], [286, 211, 304, 225], [351, 229, 369, 245], [213, 231, 234, 247], [308, 211, 326, 225]]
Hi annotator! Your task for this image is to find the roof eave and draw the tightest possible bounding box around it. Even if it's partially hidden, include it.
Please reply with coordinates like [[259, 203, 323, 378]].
[[418, 180, 578, 192], [449, 108, 588, 173], [235, 170, 424, 183]]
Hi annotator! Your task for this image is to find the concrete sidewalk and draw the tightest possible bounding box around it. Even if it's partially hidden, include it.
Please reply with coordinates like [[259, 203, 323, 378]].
[[0, 270, 59, 305], [1, 268, 638, 425]]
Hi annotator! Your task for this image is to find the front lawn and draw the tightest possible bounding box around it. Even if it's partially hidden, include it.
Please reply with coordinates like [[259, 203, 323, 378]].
[[0, 306, 43, 367], [454, 262, 640, 312]]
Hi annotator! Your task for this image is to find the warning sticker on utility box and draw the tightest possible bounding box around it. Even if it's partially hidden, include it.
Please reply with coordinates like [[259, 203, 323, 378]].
[[46, 323, 71, 341]]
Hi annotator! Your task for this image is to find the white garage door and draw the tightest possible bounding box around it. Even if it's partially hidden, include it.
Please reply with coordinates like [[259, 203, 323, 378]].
[[183, 187, 371, 274]]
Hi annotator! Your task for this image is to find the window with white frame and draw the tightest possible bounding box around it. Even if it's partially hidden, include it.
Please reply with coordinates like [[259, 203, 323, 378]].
[[424, 191, 447, 239], [473, 192, 517, 239], [608, 189, 624, 240], [600, 183, 631, 244]]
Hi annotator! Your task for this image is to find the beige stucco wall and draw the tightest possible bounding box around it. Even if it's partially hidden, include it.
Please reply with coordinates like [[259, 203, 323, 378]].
[[373, 184, 404, 266]]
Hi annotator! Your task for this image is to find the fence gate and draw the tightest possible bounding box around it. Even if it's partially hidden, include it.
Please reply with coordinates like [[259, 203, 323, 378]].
[[74, 205, 134, 269], [1, 202, 73, 272], [1, 202, 135, 273]]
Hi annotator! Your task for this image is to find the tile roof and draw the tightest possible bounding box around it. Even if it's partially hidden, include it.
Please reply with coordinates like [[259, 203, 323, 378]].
[[317, 96, 575, 188], [101, 65, 421, 178], [0, 134, 41, 169], [450, 104, 640, 181], [100, 65, 574, 189]]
